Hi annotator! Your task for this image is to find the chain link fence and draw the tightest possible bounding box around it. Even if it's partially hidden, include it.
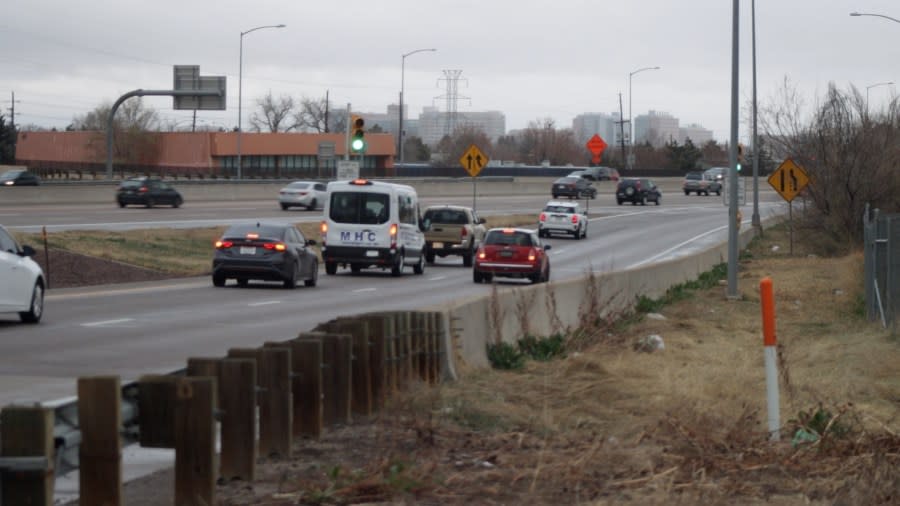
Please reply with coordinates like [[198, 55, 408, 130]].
[[863, 205, 899, 332]]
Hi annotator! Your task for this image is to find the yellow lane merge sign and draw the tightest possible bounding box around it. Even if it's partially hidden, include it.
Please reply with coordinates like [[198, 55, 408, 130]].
[[459, 144, 489, 177], [768, 158, 810, 202]]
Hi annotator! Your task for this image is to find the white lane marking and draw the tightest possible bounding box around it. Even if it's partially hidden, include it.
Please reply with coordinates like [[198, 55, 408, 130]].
[[551, 248, 567, 255], [81, 318, 134, 327], [626, 226, 727, 269], [353, 288, 377, 293], [248, 300, 282, 307], [428, 276, 447, 281]]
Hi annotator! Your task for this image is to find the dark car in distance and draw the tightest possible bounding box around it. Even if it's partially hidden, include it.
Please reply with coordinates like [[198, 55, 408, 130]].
[[473, 228, 551, 284], [116, 177, 183, 208], [616, 178, 661, 206], [0, 169, 41, 186], [551, 176, 597, 199], [212, 223, 319, 289]]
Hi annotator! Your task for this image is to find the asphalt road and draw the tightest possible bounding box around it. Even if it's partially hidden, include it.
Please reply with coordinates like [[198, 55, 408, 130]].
[[0, 187, 785, 404]]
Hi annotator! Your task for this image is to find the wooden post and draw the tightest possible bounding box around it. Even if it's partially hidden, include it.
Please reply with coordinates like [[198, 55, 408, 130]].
[[257, 348, 292, 457], [78, 376, 122, 506], [138, 375, 181, 448], [174, 377, 216, 506], [219, 358, 257, 481], [0, 405, 54, 506], [318, 333, 353, 425], [362, 315, 387, 411], [324, 318, 373, 417], [290, 336, 324, 437]]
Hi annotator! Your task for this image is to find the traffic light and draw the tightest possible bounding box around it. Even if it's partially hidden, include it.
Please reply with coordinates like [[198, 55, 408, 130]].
[[736, 143, 745, 172], [349, 115, 366, 154]]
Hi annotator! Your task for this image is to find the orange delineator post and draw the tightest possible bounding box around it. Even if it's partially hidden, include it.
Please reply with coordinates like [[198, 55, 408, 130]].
[[760, 277, 780, 441]]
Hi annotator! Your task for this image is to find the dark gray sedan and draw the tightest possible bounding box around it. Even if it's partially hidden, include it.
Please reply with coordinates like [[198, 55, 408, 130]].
[[212, 223, 319, 289]]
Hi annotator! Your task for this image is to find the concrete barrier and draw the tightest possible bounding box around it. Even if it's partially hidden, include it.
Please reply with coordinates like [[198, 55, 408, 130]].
[[432, 222, 763, 375], [0, 177, 691, 206]]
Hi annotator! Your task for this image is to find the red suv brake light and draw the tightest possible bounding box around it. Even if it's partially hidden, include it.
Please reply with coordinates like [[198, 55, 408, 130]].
[[571, 215, 578, 224], [539, 213, 546, 222]]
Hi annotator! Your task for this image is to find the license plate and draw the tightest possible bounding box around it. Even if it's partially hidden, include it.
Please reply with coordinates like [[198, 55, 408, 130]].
[[366, 250, 379, 257], [433, 242, 444, 248], [239, 247, 256, 255], [499, 250, 513, 258]]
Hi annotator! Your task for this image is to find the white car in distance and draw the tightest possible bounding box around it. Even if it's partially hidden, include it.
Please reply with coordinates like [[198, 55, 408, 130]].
[[538, 201, 589, 240], [0, 225, 45, 323], [279, 181, 328, 211]]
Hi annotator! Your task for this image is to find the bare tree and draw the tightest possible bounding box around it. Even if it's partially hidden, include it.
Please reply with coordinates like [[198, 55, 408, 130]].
[[518, 118, 581, 165], [70, 99, 162, 168], [434, 125, 493, 165], [250, 92, 298, 132], [760, 79, 900, 245], [293, 97, 329, 133]]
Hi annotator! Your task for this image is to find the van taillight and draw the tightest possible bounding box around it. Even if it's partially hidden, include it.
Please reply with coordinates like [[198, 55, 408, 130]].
[[320, 221, 328, 234], [390, 223, 398, 249]]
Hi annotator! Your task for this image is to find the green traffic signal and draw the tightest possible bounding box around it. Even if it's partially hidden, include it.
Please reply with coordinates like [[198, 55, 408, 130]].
[[351, 137, 366, 152], [736, 163, 742, 172], [349, 114, 366, 154]]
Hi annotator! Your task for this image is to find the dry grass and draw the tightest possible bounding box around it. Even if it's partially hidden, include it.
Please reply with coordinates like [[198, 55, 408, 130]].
[[14, 214, 541, 278], [218, 220, 899, 506]]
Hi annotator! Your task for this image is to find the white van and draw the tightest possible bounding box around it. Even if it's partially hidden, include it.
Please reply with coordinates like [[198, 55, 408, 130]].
[[321, 179, 428, 276]]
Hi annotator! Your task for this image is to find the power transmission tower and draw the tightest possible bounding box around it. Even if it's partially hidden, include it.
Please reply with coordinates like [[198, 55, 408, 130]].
[[436, 70, 469, 137]]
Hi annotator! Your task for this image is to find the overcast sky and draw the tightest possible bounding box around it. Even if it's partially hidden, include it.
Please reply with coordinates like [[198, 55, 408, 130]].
[[2, 0, 897, 142]]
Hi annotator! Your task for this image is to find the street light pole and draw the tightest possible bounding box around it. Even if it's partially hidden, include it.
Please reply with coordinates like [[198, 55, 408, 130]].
[[865, 81, 894, 112], [627, 66, 660, 170], [399, 48, 436, 164], [237, 23, 285, 180], [850, 11, 900, 24], [751, 0, 761, 229]]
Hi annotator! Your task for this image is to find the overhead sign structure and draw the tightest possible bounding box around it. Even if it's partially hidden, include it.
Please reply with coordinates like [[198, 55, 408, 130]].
[[768, 158, 810, 202], [585, 134, 608, 164], [459, 144, 489, 177], [173, 65, 227, 111]]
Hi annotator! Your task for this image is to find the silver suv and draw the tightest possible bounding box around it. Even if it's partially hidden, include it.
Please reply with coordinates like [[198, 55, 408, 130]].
[[538, 201, 588, 239]]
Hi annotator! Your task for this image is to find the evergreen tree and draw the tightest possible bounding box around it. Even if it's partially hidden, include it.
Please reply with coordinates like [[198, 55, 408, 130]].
[[0, 115, 15, 164]]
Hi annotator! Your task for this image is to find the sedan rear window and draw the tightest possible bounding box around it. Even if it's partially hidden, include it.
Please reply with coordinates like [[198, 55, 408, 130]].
[[224, 224, 287, 240]]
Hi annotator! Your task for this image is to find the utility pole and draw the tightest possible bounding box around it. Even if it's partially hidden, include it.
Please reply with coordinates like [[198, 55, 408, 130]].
[[617, 93, 627, 165], [324, 90, 330, 133]]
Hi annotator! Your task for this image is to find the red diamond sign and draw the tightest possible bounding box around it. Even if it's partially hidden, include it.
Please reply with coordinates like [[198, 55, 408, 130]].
[[585, 134, 608, 164]]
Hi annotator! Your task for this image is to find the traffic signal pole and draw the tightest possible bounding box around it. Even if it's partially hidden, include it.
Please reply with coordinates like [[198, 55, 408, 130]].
[[727, 0, 740, 299]]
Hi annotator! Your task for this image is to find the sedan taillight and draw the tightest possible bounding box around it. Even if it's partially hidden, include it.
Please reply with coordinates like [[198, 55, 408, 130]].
[[215, 240, 233, 249], [263, 243, 287, 252]]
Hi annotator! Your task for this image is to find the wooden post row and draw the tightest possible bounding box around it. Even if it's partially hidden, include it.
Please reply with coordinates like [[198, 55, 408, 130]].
[[77, 376, 122, 506], [0, 405, 55, 506]]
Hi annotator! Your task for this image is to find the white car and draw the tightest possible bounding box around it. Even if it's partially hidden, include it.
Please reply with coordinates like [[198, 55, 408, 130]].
[[278, 181, 327, 211], [538, 201, 589, 239], [0, 225, 45, 323]]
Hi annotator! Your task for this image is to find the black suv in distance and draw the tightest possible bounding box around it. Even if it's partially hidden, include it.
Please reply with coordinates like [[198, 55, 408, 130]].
[[616, 178, 661, 206], [551, 176, 597, 199], [0, 169, 41, 186], [116, 177, 184, 208]]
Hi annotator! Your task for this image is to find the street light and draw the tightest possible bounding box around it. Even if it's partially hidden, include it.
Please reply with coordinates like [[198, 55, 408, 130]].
[[850, 11, 900, 24], [866, 81, 894, 112], [399, 48, 436, 164], [627, 66, 660, 170], [237, 23, 285, 180]]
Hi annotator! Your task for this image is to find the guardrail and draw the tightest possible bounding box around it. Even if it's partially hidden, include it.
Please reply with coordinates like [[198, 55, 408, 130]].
[[0, 311, 446, 505]]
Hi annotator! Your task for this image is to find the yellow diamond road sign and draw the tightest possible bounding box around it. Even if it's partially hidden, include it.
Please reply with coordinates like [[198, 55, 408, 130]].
[[459, 144, 489, 177], [768, 158, 810, 202]]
